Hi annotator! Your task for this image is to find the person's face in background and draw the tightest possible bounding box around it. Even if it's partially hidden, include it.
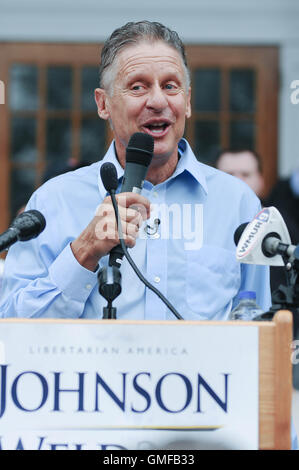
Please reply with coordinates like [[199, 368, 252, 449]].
[[216, 150, 265, 198]]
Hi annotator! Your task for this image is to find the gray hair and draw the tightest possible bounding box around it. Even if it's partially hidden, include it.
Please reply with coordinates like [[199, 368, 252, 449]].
[[99, 21, 191, 94]]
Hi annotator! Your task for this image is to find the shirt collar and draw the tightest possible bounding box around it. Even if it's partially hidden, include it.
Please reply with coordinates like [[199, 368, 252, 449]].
[[97, 138, 208, 198], [174, 139, 208, 194], [97, 141, 125, 199]]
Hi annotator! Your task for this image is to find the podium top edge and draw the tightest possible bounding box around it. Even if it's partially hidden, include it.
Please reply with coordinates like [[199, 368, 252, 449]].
[[0, 318, 274, 327]]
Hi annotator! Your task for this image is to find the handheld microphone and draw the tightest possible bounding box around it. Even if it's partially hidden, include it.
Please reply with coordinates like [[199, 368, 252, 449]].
[[235, 206, 296, 266], [109, 132, 154, 268], [121, 132, 154, 193], [0, 210, 46, 253]]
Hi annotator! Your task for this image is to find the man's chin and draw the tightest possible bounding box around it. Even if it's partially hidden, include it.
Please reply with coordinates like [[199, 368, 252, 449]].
[[151, 147, 178, 165]]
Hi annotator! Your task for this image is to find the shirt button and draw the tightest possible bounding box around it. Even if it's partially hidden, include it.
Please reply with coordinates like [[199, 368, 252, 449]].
[[85, 283, 92, 290], [154, 276, 160, 283], [153, 192, 158, 198]]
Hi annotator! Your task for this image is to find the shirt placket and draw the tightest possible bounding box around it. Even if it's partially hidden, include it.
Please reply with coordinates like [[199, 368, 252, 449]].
[[144, 187, 167, 320]]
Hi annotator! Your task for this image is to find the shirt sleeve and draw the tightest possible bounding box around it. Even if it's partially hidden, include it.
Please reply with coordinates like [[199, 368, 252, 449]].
[[235, 263, 272, 312], [0, 190, 98, 319]]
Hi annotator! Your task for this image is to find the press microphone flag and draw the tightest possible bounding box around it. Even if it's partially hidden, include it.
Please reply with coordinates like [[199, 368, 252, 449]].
[[235, 206, 293, 266], [0, 210, 46, 253]]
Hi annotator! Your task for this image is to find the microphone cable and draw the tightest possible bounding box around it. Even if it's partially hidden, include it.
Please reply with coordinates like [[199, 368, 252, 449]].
[[109, 187, 184, 321]]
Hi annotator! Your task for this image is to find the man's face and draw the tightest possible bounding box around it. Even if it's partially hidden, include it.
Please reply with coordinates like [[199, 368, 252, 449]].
[[95, 41, 191, 167], [216, 151, 264, 197]]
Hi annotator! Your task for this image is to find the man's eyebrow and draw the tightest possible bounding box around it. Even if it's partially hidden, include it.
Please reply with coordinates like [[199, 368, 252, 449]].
[[126, 72, 148, 83], [126, 71, 183, 84]]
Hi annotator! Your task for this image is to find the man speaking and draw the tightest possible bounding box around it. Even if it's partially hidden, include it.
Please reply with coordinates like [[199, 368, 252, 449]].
[[0, 21, 270, 321]]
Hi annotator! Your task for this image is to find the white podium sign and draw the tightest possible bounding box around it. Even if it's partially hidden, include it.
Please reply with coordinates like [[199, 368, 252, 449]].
[[0, 320, 259, 450]]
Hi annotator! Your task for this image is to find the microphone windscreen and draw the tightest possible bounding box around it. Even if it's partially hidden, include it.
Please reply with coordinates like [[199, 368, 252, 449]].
[[100, 162, 118, 193], [126, 132, 154, 166], [234, 222, 248, 246], [11, 210, 46, 241]]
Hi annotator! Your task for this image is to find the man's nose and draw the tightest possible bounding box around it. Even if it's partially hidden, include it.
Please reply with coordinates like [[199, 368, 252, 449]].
[[146, 85, 168, 111]]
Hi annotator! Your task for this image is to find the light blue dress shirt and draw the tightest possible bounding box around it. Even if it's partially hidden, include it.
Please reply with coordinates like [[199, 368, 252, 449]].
[[0, 139, 271, 320], [0, 138, 298, 449]]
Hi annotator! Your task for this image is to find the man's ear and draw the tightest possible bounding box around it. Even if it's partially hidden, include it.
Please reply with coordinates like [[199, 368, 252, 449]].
[[185, 87, 192, 119], [94, 88, 110, 120]]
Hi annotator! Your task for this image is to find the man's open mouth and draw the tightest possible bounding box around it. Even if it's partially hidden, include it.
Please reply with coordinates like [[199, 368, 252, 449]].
[[142, 122, 171, 136]]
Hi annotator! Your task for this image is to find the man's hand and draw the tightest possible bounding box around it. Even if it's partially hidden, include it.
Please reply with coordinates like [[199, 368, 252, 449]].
[[71, 193, 151, 271]]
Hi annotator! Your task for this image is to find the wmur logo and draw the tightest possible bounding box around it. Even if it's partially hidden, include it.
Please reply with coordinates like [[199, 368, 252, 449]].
[[0, 81, 4, 104], [237, 208, 270, 257]]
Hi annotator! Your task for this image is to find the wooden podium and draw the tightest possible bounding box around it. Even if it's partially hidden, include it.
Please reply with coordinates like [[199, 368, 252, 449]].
[[254, 310, 293, 449], [0, 311, 293, 450]]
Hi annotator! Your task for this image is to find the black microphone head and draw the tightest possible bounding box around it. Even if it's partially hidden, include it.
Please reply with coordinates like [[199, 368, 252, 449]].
[[11, 210, 46, 241], [234, 222, 249, 246], [126, 132, 154, 167], [100, 162, 118, 193]]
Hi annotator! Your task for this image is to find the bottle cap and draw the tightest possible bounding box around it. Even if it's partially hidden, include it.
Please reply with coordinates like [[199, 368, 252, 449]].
[[238, 290, 256, 300]]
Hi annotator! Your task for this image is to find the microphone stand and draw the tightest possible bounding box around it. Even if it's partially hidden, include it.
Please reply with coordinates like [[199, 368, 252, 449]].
[[254, 256, 299, 321], [98, 265, 121, 319], [98, 187, 122, 320]]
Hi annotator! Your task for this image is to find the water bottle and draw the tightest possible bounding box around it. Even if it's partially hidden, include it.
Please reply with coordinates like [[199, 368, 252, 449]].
[[229, 291, 264, 321]]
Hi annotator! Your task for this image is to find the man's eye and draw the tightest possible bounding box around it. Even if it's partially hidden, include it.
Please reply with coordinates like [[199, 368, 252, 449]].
[[132, 85, 143, 91], [165, 83, 177, 90]]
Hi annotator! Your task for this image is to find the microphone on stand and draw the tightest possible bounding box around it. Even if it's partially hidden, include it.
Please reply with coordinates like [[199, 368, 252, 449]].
[[0, 210, 46, 253], [98, 162, 121, 319], [109, 132, 154, 268], [234, 206, 295, 266], [234, 206, 299, 320]]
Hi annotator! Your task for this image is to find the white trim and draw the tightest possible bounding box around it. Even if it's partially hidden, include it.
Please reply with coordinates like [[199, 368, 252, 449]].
[[0, 1, 298, 42]]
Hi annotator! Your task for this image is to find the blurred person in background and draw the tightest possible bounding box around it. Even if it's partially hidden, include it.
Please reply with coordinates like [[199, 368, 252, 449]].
[[265, 167, 299, 247], [265, 168, 299, 390], [215, 149, 265, 201]]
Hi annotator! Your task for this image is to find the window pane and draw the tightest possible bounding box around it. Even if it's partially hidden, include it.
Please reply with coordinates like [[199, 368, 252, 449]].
[[11, 117, 37, 163], [9, 64, 38, 111], [229, 69, 256, 113], [80, 118, 106, 163], [193, 69, 221, 112], [194, 121, 220, 164], [81, 66, 99, 110], [46, 118, 71, 164], [10, 168, 36, 217], [47, 66, 72, 110], [230, 120, 255, 150]]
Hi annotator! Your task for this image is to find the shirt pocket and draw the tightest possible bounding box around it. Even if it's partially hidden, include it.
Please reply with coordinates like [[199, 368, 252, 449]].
[[185, 245, 241, 319]]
